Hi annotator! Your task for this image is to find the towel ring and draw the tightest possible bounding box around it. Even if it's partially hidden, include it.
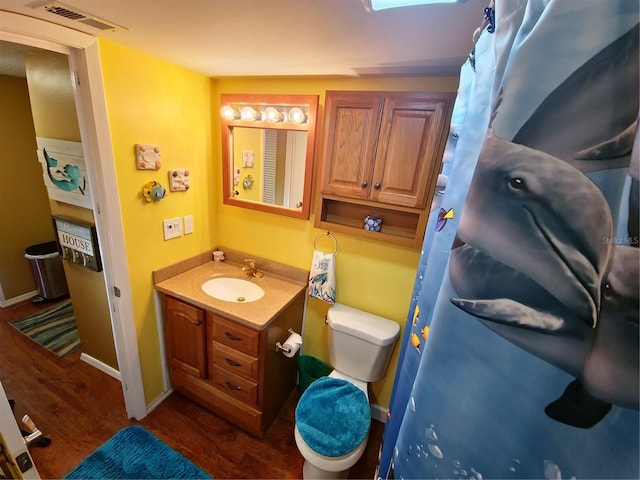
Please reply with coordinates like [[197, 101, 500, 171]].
[[314, 231, 338, 255]]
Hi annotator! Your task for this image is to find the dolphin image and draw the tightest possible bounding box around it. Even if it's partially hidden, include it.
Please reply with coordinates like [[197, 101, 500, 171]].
[[449, 134, 639, 428], [44, 148, 86, 194], [512, 24, 639, 173]]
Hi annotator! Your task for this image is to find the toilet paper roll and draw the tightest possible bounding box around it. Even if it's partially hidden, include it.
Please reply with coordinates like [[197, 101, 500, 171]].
[[282, 332, 303, 358]]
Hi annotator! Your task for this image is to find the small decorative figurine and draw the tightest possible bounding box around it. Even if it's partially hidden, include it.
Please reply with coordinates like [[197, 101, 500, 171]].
[[364, 215, 382, 232], [142, 181, 167, 202]]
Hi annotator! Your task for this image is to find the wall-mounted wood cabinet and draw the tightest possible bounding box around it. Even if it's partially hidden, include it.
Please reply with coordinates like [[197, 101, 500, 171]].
[[315, 91, 454, 248]]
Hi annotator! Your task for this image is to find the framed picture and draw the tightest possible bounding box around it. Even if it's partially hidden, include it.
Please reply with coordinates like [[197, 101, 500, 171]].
[[36, 137, 92, 209]]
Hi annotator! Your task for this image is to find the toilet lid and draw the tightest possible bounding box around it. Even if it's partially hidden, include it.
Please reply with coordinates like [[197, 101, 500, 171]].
[[295, 377, 370, 458]]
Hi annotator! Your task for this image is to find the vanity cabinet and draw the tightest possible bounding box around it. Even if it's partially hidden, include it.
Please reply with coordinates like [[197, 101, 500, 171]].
[[316, 90, 454, 248], [164, 296, 206, 379], [162, 293, 304, 438]]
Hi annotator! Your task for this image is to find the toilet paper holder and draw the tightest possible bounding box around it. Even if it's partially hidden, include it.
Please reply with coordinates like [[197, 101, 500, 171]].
[[275, 328, 299, 354]]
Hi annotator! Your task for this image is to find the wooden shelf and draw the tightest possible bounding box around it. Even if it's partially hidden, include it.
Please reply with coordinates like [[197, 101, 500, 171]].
[[316, 196, 427, 248]]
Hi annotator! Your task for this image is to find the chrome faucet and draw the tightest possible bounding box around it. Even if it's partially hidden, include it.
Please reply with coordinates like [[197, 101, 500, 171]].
[[242, 259, 263, 278]]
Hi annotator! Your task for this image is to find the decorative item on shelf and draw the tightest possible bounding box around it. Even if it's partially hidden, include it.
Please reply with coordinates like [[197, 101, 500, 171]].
[[364, 215, 382, 232], [243, 175, 254, 190], [142, 181, 167, 202], [136, 144, 161, 170], [168, 169, 190, 191]]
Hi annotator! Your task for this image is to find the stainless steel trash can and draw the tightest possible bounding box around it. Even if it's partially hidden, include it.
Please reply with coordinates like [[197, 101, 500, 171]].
[[24, 241, 69, 302]]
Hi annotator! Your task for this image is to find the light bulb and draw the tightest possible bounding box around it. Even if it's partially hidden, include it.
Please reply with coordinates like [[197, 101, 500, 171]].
[[288, 107, 307, 124], [240, 106, 261, 121], [220, 105, 239, 121], [264, 106, 284, 122]]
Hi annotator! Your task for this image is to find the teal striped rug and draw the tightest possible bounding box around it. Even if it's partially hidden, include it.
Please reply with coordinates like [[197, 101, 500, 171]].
[[64, 426, 211, 479], [10, 300, 80, 357]]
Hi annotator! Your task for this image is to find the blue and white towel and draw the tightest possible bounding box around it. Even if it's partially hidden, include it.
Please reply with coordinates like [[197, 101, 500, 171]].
[[308, 249, 336, 304]]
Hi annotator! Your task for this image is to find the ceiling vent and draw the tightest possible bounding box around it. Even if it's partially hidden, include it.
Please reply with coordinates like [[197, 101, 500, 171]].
[[34, 1, 127, 31]]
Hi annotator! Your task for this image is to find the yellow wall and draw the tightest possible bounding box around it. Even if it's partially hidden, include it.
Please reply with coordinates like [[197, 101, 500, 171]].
[[0, 75, 53, 300], [98, 40, 214, 402], [212, 76, 458, 408], [97, 38, 457, 408], [24, 52, 118, 368]]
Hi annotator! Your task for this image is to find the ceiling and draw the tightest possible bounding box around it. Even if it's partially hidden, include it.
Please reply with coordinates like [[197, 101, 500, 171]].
[[0, 0, 484, 78]]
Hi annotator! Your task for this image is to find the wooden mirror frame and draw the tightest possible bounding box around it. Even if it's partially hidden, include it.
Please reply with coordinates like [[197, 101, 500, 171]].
[[220, 93, 319, 219]]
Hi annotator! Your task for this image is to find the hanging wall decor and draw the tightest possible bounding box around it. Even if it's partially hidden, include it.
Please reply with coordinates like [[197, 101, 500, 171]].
[[52, 215, 102, 272], [168, 169, 190, 191], [142, 181, 167, 202], [136, 144, 162, 170], [36, 137, 92, 210]]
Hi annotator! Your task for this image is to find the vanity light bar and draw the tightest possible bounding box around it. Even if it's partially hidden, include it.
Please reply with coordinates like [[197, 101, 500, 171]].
[[220, 104, 309, 124]]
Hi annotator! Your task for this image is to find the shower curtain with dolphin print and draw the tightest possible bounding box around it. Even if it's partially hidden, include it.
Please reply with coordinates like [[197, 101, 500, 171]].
[[378, 1, 639, 479]]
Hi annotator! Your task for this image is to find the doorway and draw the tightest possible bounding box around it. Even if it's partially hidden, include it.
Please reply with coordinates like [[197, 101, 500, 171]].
[[0, 11, 146, 420], [0, 40, 120, 371]]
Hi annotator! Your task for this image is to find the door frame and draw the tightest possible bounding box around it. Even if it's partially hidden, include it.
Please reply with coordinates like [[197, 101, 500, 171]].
[[0, 11, 147, 420]]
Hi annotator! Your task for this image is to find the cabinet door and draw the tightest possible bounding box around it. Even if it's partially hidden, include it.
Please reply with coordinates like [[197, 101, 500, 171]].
[[371, 94, 452, 208], [164, 296, 206, 379], [321, 92, 383, 199]]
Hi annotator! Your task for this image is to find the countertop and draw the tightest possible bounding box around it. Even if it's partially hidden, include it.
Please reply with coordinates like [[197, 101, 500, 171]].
[[153, 248, 308, 329]]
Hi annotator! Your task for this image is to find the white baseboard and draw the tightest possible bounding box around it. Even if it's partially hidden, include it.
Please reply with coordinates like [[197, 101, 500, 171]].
[[146, 388, 173, 415], [0, 291, 38, 308], [370, 404, 387, 423], [80, 352, 121, 381]]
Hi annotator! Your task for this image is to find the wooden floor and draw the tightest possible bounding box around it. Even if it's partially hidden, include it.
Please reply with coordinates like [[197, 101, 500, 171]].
[[0, 299, 384, 479]]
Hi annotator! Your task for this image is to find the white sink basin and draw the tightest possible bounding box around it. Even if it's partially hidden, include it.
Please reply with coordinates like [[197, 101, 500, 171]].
[[201, 277, 265, 303]]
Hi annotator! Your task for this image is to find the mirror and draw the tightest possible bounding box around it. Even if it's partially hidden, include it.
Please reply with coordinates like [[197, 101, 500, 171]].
[[220, 93, 319, 219]]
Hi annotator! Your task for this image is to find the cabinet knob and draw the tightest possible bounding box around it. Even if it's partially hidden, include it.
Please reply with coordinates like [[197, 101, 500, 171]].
[[225, 381, 242, 391], [225, 358, 241, 367], [194, 320, 201, 326], [374, 182, 381, 189], [361, 181, 368, 187], [225, 332, 242, 341]]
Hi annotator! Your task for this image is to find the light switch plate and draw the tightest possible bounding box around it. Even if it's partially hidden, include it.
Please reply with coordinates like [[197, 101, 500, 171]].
[[184, 215, 193, 234], [163, 217, 182, 240]]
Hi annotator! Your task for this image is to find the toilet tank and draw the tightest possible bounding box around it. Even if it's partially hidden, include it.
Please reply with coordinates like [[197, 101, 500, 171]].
[[327, 304, 400, 382]]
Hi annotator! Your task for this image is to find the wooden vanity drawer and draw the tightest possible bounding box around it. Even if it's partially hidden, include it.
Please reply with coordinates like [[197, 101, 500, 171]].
[[211, 314, 261, 356], [212, 341, 259, 381], [212, 366, 258, 406]]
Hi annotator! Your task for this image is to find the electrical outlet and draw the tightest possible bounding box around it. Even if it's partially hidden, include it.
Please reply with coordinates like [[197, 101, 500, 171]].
[[163, 218, 182, 240], [184, 215, 194, 234]]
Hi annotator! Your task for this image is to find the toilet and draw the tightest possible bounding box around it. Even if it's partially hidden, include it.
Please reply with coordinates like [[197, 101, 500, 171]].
[[294, 303, 400, 479]]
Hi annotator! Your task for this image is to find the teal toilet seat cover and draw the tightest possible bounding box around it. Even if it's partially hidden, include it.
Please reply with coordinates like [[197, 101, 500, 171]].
[[296, 377, 370, 457]]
